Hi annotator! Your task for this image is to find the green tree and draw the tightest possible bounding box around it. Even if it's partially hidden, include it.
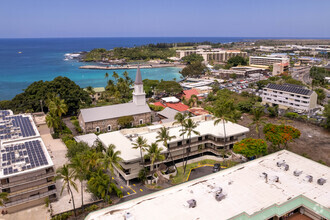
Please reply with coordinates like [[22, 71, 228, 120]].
[[66, 141, 90, 159], [117, 116, 134, 128], [45, 112, 60, 133], [181, 54, 204, 64], [180, 62, 207, 78], [132, 136, 148, 179], [173, 112, 189, 168], [100, 144, 122, 177], [0, 192, 8, 206], [249, 105, 266, 138], [93, 139, 106, 153], [104, 72, 109, 83], [226, 56, 247, 68], [314, 88, 326, 104], [87, 169, 112, 202], [70, 155, 88, 212], [233, 138, 267, 158], [323, 101, 330, 129], [181, 119, 200, 173], [156, 127, 177, 171], [155, 80, 183, 95], [55, 164, 78, 217], [144, 142, 165, 176]]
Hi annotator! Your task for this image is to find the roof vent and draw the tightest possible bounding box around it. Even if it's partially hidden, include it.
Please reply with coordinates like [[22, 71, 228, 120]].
[[261, 172, 268, 183], [187, 199, 197, 208], [305, 175, 313, 183], [124, 212, 135, 220], [277, 160, 285, 167], [272, 176, 279, 182], [284, 164, 289, 171], [317, 178, 326, 186], [293, 170, 303, 176], [215, 191, 226, 202]]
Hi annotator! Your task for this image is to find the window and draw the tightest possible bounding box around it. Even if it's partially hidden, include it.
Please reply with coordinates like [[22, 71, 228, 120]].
[[198, 136, 203, 141], [139, 119, 143, 125], [96, 127, 100, 133], [107, 125, 112, 132]]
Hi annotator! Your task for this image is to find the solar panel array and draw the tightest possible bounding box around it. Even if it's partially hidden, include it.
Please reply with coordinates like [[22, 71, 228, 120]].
[[267, 84, 312, 96], [1, 140, 49, 175], [0, 115, 36, 140], [0, 110, 11, 120]]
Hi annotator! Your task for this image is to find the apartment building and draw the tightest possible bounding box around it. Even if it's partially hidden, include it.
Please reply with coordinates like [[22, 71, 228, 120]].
[[272, 62, 289, 76], [262, 84, 317, 111], [249, 55, 289, 66], [0, 110, 56, 213], [86, 150, 330, 220], [98, 115, 249, 185], [176, 49, 247, 63]]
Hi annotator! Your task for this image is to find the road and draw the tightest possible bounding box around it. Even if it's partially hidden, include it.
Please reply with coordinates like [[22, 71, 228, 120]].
[[291, 66, 311, 84]]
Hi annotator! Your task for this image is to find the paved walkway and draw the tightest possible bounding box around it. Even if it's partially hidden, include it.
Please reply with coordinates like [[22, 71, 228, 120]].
[[62, 117, 78, 136], [1, 205, 50, 220], [39, 126, 95, 215]]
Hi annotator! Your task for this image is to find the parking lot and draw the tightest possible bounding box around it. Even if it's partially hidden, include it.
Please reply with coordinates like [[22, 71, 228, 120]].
[[187, 164, 226, 181]]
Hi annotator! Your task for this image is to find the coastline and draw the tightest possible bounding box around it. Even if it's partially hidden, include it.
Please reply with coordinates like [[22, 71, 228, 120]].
[[79, 63, 185, 70]]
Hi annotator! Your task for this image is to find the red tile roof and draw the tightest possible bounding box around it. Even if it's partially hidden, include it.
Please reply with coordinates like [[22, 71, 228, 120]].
[[165, 102, 189, 112], [182, 89, 199, 99], [152, 102, 166, 108]]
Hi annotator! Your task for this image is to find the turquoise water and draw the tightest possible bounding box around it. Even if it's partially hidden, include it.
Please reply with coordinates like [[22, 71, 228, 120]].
[[0, 37, 252, 100]]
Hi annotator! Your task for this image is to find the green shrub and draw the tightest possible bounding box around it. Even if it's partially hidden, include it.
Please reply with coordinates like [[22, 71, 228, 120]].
[[61, 134, 74, 143], [52, 133, 59, 139], [51, 211, 72, 220], [149, 104, 164, 111], [62, 125, 72, 135], [111, 183, 123, 198], [284, 112, 299, 119], [70, 116, 77, 120], [85, 204, 99, 212]]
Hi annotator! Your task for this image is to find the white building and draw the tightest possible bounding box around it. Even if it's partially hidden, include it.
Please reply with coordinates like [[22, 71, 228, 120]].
[[262, 84, 317, 111], [97, 116, 249, 184], [176, 49, 247, 63], [85, 150, 330, 220], [249, 55, 289, 67], [0, 110, 56, 213]]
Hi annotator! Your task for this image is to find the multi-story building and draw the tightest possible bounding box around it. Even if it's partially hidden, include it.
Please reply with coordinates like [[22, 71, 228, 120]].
[[176, 49, 247, 63], [262, 83, 317, 111], [98, 115, 249, 185], [78, 67, 151, 133], [85, 150, 330, 220], [249, 55, 289, 67], [272, 62, 289, 76], [0, 110, 56, 213]]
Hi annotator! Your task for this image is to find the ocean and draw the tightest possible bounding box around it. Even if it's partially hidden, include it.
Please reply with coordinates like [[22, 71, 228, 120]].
[[0, 37, 253, 100]]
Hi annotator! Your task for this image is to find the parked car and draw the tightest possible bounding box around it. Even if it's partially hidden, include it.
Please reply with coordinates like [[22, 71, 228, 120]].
[[213, 163, 221, 172]]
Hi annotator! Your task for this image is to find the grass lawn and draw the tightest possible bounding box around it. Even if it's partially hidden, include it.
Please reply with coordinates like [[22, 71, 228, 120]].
[[170, 159, 239, 185]]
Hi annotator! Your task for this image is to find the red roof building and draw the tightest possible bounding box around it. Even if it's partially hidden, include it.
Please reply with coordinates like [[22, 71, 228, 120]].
[[182, 89, 199, 100], [165, 102, 189, 112], [152, 102, 166, 108]]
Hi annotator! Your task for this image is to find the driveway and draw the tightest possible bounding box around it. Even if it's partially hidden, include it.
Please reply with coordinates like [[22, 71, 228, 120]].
[[188, 166, 214, 181]]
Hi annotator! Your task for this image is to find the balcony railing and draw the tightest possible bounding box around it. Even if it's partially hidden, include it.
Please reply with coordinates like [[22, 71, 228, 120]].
[[1, 171, 55, 189], [5, 189, 57, 207], [8, 181, 55, 198]]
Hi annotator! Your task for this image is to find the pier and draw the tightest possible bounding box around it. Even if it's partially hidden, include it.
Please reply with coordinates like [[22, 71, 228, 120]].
[[79, 64, 184, 70]]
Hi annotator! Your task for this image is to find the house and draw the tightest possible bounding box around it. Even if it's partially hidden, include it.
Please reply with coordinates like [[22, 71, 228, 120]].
[[84, 87, 105, 102], [78, 67, 151, 133], [157, 107, 179, 123]]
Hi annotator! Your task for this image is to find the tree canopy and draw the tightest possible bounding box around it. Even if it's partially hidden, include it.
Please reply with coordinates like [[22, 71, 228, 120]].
[[226, 56, 247, 68], [263, 123, 301, 149], [0, 76, 91, 114], [181, 54, 204, 64], [233, 138, 267, 158], [180, 61, 207, 78]]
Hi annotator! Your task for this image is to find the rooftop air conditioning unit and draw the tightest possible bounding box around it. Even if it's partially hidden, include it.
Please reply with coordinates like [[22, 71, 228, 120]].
[[305, 175, 313, 183], [277, 160, 285, 167], [293, 170, 303, 176], [215, 191, 226, 201], [124, 212, 135, 220], [317, 178, 326, 186], [187, 199, 197, 208], [284, 164, 289, 171]]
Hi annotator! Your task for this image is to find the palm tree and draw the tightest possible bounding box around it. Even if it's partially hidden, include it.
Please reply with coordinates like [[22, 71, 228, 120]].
[[173, 112, 188, 168], [45, 112, 60, 133], [86, 86, 95, 96], [144, 142, 165, 176], [112, 71, 119, 83], [83, 150, 102, 172], [100, 144, 122, 177], [249, 105, 266, 138], [132, 136, 148, 178], [213, 99, 236, 154], [55, 164, 78, 217], [0, 192, 8, 206], [181, 119, 200, 173], [156, 127, 177, 171], [104, 72, 109, 84], [70, 155, 88, 212], [93, 140, 106, 153], [87, 169, 112, 202], [47, 96, 68, 133]]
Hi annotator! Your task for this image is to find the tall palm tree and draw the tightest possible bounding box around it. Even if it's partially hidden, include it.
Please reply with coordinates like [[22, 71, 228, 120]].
[[144, 142, 165, 176], [93, 140, 106, 153], [45, 112, 60, 133], [100, 144, 122, 177], [249, 105, 266, 138], [104, 72, 109, 84], [70, 155, 88, 212], [55, 164, 78, 217], [181, 119, 200, 173], [83, 150, 102, 173], [0, 192, 8, 206], [156, 127, 177, 171], [112, 71, 119, 83], [87, 169, 112, 202], [132, 136, 148, 177], [213, 99, 235, 153], [86, 86, 95, 96], [47, 96, 68, 133], [173, 112, 188, 168]]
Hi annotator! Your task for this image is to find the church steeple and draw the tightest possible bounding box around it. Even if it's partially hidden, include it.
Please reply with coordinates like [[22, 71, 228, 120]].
[[133, 66, 146, 106]]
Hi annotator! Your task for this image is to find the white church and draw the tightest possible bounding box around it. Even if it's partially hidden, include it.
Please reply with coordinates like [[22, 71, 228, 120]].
[[78, 67, 151, 133]]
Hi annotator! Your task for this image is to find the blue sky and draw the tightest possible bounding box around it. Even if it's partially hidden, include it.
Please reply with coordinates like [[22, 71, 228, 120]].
[[0, 0, 329, 38]]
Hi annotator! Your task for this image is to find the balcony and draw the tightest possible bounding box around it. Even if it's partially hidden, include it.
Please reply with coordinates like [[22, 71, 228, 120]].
[[1, 171, 55, 189], [5, 189, 57, 207], [8, 181, 55, 198]]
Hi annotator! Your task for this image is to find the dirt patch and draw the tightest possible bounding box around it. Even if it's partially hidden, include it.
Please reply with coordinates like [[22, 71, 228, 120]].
[[239, 114, 330, 166]]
